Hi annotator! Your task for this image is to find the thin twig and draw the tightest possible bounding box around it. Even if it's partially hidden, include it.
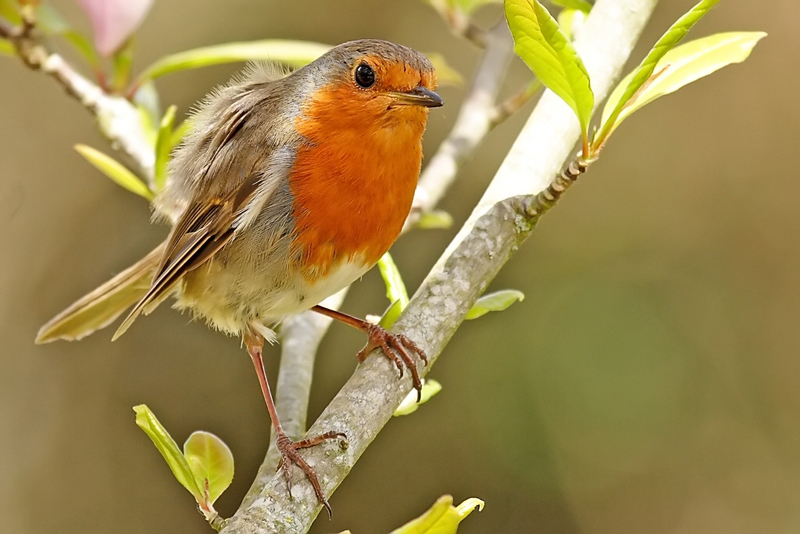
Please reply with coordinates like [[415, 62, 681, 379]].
[[221, 0, 659, 532], [490, 79, 543, 128], [0, 14, 155, 184]]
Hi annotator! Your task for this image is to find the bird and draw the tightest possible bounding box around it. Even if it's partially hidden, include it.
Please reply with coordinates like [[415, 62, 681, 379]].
[[35, 39, 442, 514]]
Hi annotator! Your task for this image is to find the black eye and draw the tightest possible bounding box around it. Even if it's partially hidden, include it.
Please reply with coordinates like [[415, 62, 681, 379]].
[[354, 63, 376, 88]]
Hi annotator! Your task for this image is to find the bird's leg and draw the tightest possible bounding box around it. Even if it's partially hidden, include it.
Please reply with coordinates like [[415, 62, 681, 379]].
[[310, 305, 428, 401], [243, 327, 345, 517]]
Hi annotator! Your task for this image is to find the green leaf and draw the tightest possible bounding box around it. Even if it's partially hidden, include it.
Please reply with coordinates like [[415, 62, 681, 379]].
[[377, 252, 409, 329], [0, 39, 14, 56], [505, 0, 594, 138], [74, 144, 153, 200], [451, 0, 501, 14], [417, 210, 454, 229], [133, 405, 203, 502], [599, 31, 765, 141], [135, 39, 330, 84], [425, 52, 463, 86], [154, 105, 177, 191], [391, 495, 485, 534], [595, 0, 722, 147], [171, 118, 192, 148], [0, 0, 20, 24], [548, 0, 592, 13], [465, 289, 525, 320], [394, 379, 443, 416], [183, 431, 234, 506], [556, 8, 587, 40]]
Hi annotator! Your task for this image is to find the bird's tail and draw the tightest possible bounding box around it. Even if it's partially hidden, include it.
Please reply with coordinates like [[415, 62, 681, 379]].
[[35, 243, 165, 344]]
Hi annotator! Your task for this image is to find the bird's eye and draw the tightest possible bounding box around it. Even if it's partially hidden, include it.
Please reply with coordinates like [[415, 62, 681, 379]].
[[354, 63, 376, 88]]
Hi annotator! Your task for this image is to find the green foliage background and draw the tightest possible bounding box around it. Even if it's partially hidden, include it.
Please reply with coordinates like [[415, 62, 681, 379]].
[[0, 0, 794, 533]]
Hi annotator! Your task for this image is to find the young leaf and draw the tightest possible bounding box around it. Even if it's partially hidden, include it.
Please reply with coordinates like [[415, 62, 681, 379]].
[[417, 210, 454, 230], [0, 39, 13, 56], [425, 52, 464, 86], [599, 32, 765, 139], [557, 8, 587, 40], [74, 144, 153, 200], [133, 405, 203, 502], [595, 0, 722, 147], [394, 379, 443, 416], [548, 0, 592, 14], [377, 252, 409, 328], [452, 0, 501, 15], [171, 118, 193, 148], [390, 495, 485, 534], [505, 0, 594, 139], [135, 40, 330, 84], [183, 431, 234, 506], [465, 289, 525, 320], [154, 105, 177, 191]]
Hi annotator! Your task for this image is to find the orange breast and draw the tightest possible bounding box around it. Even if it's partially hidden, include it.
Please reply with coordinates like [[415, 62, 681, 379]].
[[289, 82, 427, 281]]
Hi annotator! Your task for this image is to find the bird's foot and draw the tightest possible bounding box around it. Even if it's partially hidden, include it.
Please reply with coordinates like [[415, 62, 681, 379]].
[[356, 323, 428, 401], [275, 430, 347, 517]]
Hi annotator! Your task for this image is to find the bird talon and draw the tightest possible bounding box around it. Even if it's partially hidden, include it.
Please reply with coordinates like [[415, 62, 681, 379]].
[[274, 430, 341, 517]]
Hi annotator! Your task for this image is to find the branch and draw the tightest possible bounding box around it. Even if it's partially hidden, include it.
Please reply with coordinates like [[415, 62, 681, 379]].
[[221, 0, 659, 532], [0, 12, 155, 183]]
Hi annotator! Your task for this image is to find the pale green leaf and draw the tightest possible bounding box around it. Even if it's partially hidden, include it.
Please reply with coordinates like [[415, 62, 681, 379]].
[[557, 8, 587, 41], [417, 210, 454, 229], [0, 0, 20, 24], [394, 379, 443, 416], [505, 0, 594, 136], [452, 0, 501, 14], [600, 31, 765, 139], [377, 252, 409, 328], [154, 105, 177, 191], [391, 495, 485, 534], [548, 0, 592, 13], [465, 289, 525, 320], [133, 79, 162, 145], [74, 144, 153, 200], [0, 39, 13, 56], [133, 405, 203, 501], [171, 119, 192, 148], [183, 431, 234, 505], [136, 39, 330, 83], [379, 299, 405, 330], [426, 52, 463, 86], [595, 0, 722, 146]]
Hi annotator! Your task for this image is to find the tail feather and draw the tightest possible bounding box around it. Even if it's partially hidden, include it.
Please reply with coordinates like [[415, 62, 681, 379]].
[[35, 243, 166, 344]]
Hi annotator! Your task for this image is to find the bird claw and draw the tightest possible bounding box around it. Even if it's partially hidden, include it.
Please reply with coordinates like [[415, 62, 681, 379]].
[[275, 430, 346, 518], [356, 324, 428, 401]]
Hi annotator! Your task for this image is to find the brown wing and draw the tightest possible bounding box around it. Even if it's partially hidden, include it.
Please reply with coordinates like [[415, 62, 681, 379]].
[[112, 173, 262, 340]]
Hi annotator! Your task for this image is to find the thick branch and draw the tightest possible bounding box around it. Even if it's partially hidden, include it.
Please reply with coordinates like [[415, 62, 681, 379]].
[[221, 0, 659, 532]]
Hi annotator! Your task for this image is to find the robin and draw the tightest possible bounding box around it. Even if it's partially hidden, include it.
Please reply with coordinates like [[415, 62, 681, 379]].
[[35, 39, 442, 513]]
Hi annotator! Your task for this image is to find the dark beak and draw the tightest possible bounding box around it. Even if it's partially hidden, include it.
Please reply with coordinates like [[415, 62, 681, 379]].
[[388, 86, 444, 108]]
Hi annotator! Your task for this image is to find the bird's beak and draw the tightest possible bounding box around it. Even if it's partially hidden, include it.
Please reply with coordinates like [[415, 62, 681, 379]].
[[387, 86, 444, 108]]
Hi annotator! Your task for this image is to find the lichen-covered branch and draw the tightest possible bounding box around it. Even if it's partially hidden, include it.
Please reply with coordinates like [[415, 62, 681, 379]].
[[0, 11, 155, 183], [221, 0, 660, 532]]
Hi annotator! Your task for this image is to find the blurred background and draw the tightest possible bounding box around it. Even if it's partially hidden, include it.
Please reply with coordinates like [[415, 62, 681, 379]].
[[1, 0, 797, 532]]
